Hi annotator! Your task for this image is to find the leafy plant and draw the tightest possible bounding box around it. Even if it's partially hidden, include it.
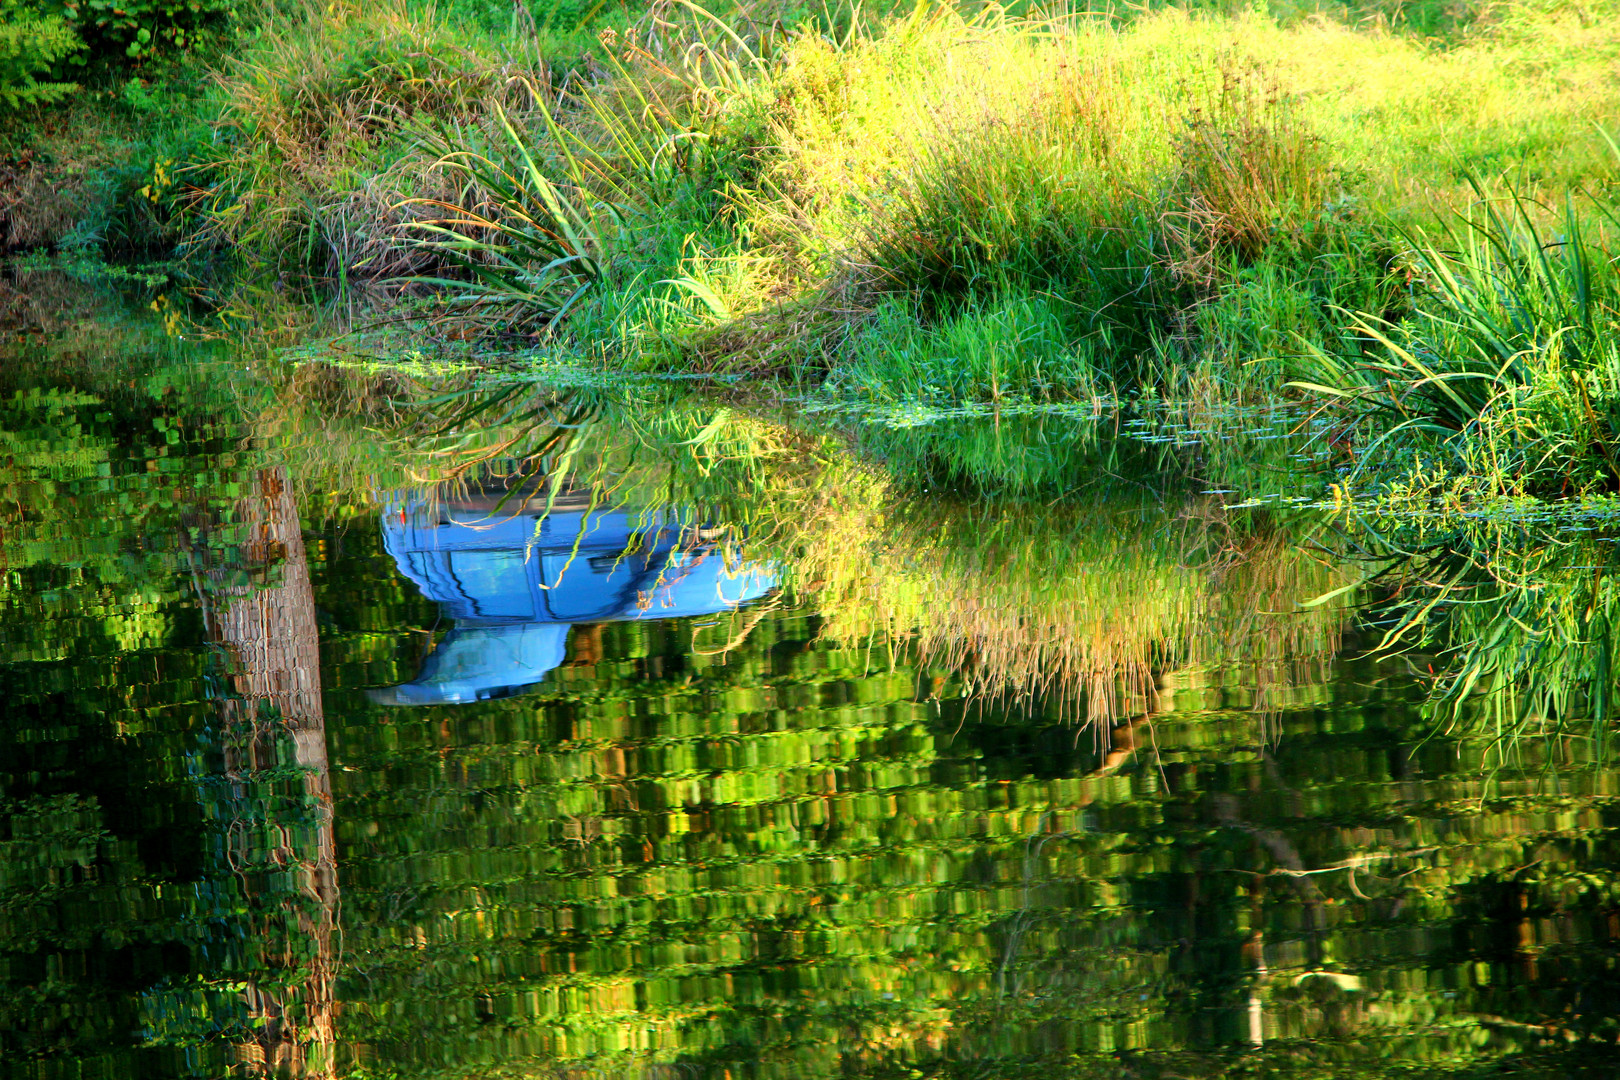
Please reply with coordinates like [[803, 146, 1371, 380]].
[[13, 0, 231, 62], [0, 8, 77, 109]]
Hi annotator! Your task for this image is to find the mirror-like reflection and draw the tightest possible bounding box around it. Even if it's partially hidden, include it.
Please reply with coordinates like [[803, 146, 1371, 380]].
[[5, 278, 1620, 1080], [371, 491, 775, 705]]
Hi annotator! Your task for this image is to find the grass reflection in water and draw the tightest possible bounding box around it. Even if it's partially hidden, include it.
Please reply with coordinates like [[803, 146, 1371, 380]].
[[3, 302, 1620, 1078]]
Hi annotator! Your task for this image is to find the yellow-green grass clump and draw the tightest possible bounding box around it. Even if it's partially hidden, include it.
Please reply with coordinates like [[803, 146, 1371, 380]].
[[383, 0, 1620, 400], [730, 3, 1620, 379], [185, 0, 542, 279]]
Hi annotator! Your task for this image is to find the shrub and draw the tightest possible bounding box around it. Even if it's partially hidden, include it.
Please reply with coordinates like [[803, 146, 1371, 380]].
[[15, 0, 231, 63]]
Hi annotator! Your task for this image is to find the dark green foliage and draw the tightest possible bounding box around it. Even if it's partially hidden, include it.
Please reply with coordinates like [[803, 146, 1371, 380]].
[[28, 0, 233, 61]]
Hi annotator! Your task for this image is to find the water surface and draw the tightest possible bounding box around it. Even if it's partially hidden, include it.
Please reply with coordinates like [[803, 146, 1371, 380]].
[[4, 277, 1620, 1079]]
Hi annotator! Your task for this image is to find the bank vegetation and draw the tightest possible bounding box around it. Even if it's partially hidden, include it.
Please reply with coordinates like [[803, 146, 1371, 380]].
[[4, 0, 1620, 496]]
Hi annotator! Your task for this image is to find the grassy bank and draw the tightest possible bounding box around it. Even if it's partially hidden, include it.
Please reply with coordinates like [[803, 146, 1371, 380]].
[[6, 0, 1620, 498], [341, 0, 1617, 396]]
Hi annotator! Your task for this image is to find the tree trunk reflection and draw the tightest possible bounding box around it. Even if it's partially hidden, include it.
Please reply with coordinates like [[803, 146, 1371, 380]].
[[205, 466, 338, 1079]]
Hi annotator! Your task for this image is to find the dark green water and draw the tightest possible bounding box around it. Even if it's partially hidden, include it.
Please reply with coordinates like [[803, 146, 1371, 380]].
[[6, 280, 1620, 1080]]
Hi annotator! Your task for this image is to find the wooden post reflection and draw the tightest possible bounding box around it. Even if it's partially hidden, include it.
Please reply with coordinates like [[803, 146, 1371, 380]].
[[205, 466, 338, 1079]]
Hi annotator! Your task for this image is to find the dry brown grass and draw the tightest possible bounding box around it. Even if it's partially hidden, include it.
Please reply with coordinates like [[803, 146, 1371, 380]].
[[1161, 60, 1342, 289], [0, 158, 88, 250]]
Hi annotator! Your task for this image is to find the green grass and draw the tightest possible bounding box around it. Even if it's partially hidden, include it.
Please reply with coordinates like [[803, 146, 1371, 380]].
[[827, 294, 1100, 402], [1295, 183, 1620, 498], [13, 0, 1620, 507], [334, 0, 1620, 412]]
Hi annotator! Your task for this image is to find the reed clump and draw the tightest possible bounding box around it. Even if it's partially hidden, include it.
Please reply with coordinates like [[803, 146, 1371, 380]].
[[1295, 185, 1620, 497], [124, 0, 1620, 434], [1164, 63, 1344, 285], [398, 104, 624, 332], [348, 0, 1619, 406]]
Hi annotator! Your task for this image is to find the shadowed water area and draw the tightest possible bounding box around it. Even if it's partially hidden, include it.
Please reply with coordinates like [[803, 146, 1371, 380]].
[[9, 275, 1620, 1080]]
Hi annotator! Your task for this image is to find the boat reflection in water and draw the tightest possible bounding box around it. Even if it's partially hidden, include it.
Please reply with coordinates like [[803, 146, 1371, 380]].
[[368, 491, 776, 706]]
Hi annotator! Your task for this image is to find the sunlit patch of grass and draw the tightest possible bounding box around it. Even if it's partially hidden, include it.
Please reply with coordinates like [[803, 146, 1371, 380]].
[[203, 0, 1620, 420], [716, 1, 1620, 395], [826, 294, 1098, 403]]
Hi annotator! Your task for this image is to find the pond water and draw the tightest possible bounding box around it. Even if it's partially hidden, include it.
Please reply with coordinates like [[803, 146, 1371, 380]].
[[6, 276, 1620, 1079]]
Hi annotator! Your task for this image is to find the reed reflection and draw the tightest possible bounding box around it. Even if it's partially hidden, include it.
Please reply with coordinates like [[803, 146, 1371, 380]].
[[317, 373, 1355, 729], [1341, 509, 1620, 765]]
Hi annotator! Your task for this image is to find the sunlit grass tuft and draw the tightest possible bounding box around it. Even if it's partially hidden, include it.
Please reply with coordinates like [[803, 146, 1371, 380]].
[[194, 0, 539, 279], [194, 0, 1620, 414], [827, 295, 1097, 402], [1294, 184, 1620, 496]]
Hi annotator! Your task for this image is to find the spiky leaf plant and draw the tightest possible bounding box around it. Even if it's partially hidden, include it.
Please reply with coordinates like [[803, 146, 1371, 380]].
[[400, 98, 625, 333], [1292, 183, 1620, 494]]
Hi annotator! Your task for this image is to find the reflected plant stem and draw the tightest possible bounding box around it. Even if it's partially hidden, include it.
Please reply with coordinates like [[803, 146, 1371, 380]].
[[996, 711, 1154, 1000], [1213, 792, 1327, 972], [566, 623, 603, 666], [204, 467, 340, 1079], [1246, 859, 1267, 1047]]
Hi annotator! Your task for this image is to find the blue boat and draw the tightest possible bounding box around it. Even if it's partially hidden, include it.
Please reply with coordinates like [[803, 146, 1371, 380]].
[[368, 496, 776, 706]]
